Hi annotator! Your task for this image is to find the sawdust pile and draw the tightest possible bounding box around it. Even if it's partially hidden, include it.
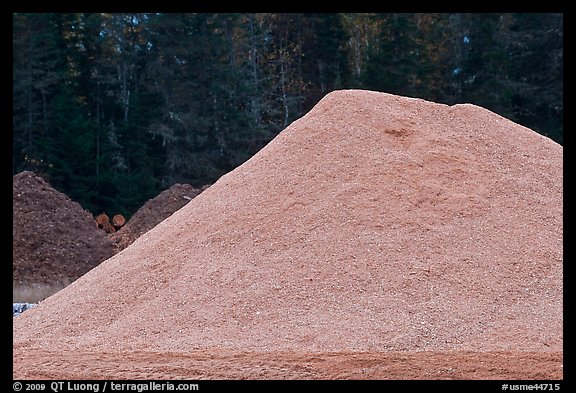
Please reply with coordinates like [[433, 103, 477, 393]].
[[13, 171, 115, 288], [13, 90, 562, 379]]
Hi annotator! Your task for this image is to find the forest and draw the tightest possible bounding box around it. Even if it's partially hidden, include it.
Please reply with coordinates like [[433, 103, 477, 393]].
[[12, 13, 563, 218]]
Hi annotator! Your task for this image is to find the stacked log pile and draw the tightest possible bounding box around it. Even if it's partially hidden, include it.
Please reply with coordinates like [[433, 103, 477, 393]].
[[95, 213, 126, 233]]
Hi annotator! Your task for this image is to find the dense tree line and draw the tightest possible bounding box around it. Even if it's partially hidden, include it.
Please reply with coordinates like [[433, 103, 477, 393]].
[[13, 13, 563, 218]]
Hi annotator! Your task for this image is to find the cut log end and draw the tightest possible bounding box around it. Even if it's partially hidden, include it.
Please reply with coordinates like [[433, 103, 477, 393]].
[[112, 214, 126, 228], [95, 213, 110, 226]]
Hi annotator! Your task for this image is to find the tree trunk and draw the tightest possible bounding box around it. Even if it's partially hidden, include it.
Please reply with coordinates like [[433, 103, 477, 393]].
[[96, 76, 101, 190], [279, 51, 289, 128]]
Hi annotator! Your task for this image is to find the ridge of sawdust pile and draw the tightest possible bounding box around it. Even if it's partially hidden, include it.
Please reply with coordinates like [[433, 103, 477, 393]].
[[13, 90, 563, 379]]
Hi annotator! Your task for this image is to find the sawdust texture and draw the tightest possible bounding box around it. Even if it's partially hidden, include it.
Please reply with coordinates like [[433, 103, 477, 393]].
[[13, 349, 562, 380], [13, 171, 115, 288], [13, 90, 563, 379]]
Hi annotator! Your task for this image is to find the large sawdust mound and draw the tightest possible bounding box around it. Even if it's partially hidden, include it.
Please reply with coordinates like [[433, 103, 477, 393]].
[[110, 183, 208, 252], [13, 90, 563, 379], [13, 171, 115, 287]]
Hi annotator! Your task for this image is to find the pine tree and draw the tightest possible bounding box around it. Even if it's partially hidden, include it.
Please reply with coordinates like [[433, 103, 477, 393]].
[[362, 13, 432, 98], [299, 13, 351, 109], [13, 13, 66, 175]]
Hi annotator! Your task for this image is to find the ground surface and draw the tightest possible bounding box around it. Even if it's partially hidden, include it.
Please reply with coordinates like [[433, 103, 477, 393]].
[[12, 348, 563, 380]]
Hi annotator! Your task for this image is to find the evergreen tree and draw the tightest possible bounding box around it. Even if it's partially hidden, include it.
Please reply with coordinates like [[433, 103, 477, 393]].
[[299, 13, 351, 109], [504, 13, 563, 143], [13, 13, 66, 175], [41, 86, 99, 211], [362, 13, 433, 98]]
